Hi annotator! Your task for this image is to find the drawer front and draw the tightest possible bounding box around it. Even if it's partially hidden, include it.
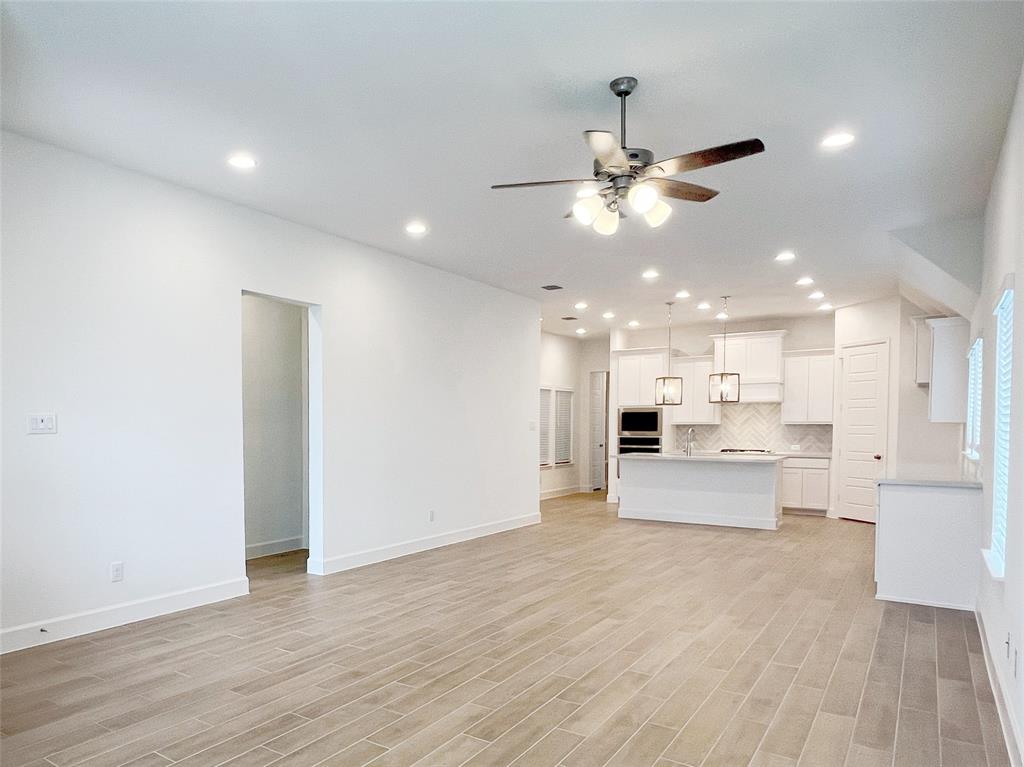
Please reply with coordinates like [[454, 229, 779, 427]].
[[783, 457, 830, 470]]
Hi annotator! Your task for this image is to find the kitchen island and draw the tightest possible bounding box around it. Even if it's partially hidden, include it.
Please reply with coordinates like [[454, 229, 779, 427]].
[[617, 453, 784, 530]]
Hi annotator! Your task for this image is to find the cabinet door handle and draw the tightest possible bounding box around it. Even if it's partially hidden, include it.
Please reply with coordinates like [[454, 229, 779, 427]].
[[873, 454, 882, 460]]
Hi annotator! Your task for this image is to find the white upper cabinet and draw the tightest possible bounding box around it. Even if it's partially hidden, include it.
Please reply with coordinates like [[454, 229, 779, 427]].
[[616, 351, 667, 408], [668, 356, 721, 425], [782, 352, 834, 424], [926, 317, 969, 423], [710, 330, 786, 402]]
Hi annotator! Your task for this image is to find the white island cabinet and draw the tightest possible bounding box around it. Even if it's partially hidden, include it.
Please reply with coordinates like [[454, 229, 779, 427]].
[[618, 453, 784, 530]]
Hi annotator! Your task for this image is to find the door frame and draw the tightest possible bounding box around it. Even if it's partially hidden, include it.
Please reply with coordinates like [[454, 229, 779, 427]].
[[241, 290, 325, 575], [832, 338, 890, 522]]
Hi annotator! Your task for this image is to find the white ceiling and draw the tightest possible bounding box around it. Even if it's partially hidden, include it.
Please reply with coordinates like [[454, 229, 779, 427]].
[[4, 2, 1022, 336]]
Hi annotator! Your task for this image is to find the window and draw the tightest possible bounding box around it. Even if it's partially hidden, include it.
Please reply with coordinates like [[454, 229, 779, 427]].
[[965, 338, 983, 460], [539, 388, 573, 466], [987, 288, 1014, 577]]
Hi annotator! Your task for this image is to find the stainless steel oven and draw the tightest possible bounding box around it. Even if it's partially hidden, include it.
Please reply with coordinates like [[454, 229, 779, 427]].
[[617, 408, 663, 455], [618, 407, 662, 437]]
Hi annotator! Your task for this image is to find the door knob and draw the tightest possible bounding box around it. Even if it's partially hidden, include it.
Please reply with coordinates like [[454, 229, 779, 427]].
[[873, 454, 882, 460]]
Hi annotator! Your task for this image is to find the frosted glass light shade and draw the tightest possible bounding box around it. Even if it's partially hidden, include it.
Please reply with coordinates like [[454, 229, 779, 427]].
[[655, 376, 683, 406], [643, 200, 673, 228], [572, 195, 604, 226], [708, 372, 741, 403], [592, 207, 620, 236], [627, 182, 660, 214]]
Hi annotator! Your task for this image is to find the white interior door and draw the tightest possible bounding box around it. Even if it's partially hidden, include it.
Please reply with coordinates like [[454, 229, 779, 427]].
[[589, 371, 608, 491], [837, 341, 889, 522]]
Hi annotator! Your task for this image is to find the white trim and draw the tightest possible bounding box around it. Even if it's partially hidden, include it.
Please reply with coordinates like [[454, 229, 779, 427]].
[[246, 536, 305, 560], [976, 609, 1024, 767], [540, 485, 580, 500], [307, 513, 541, 576], [982, 547, 1006, 582], [873, 594, 974, 611], [0, 577, 250, 654]]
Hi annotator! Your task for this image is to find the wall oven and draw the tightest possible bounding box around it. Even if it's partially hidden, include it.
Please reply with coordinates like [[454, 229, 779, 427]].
[[618, 408, 663, 455]]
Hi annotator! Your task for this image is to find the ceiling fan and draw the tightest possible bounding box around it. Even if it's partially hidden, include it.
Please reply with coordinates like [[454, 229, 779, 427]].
[[491, 76, 764, 235]]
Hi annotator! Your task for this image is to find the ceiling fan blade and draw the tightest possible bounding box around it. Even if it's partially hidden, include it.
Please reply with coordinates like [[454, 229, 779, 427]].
[[583, 131, 629, 173], [491, 179, 595, 189], [643, 139, 765, 177], [647, 177, 719, 202]]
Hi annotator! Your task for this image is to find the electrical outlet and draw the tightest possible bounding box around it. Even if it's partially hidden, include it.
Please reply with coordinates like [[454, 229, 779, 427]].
[[428, 510, 435, 522], [110, 561, 124, 582], [28, 413, 57, 434], [790, 444, 801, 452]]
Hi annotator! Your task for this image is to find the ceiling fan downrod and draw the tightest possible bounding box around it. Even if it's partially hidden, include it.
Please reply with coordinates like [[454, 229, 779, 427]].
[[609, 76, 637, 151]]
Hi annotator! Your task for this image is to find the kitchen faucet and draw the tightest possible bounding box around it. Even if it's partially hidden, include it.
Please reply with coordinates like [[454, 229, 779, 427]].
[[686, 427, 696, 457]]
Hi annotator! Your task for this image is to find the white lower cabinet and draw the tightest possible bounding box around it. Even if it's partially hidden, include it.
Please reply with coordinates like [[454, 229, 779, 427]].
[[781, 457, 830, 510]]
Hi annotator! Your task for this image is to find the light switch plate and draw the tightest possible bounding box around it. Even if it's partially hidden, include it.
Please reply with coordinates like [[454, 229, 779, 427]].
[[28, 413, 57, 434]]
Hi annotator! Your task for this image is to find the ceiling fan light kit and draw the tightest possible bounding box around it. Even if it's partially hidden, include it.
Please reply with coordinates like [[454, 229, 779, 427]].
[[492, 76, 764, 236]]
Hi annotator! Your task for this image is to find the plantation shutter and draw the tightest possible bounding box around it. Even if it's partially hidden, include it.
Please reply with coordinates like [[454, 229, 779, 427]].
[[539, 389, 552, 466], [554, 390, 573, 464], [991, 289, 1013, 572]]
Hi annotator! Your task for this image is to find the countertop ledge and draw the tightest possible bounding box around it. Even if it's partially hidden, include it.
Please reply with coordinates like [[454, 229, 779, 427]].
[[622, 453, 784, 464], [877, 477, 982, 490]]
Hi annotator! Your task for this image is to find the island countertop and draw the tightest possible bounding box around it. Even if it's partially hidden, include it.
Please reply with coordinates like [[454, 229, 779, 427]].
[[619, 452, 785, 465]]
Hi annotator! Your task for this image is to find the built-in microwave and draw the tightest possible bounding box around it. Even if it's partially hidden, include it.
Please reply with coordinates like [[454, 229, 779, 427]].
[[618, 407, 662, 437]]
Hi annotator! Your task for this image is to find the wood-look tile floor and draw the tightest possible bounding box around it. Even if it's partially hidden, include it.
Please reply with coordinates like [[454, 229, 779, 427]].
[[1, 494, 1011, 767]]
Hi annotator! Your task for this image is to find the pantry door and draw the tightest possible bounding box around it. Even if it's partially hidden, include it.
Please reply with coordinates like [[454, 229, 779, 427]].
[[837, 340, 889, 522]]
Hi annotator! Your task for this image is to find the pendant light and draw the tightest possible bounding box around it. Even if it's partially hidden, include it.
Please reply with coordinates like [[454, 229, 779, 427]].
[[655, 301, 683, 406], [709, 296, 741, 403]]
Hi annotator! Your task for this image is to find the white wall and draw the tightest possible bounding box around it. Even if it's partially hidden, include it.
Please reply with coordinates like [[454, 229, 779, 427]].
[[539, 332, 580, 498], [241, 294, 305, 559], [1, 133, 540, 651], [971, 58, 1024, 758], [894, 298, 963, 476]]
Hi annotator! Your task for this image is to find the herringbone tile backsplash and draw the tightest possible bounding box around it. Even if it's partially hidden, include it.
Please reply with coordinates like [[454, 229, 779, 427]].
[[671, 403, 833, 453]]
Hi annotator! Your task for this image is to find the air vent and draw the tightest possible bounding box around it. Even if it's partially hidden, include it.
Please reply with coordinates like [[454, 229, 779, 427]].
[[561, 316, 578, 321], [541, 285, 563, 291]]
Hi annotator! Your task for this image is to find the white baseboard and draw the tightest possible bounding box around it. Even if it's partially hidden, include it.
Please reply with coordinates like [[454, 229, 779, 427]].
[[0, 577, 250, 654], [874, 593, 974, 611], [618, 507, 779, 531], [977, 609, 1024, 767], [307, 513, 541, 576], [540, 486, 580, 500], [246, 536, 305, 559]]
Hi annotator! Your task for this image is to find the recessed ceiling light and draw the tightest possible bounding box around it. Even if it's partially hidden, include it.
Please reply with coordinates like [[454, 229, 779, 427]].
[[697, 301, 711, 310], [405, 220, 428, 236], [602, 311, 615, 319], [642, 269, 659, 280], [818, 303, 834, 312], [808, 290, 825, 300], [821, 131, 855, 149], [675, 290, 691, 299], [574, 301, 588, 310], [716, 311, 729, 320], [775, 250, 796, 262], [226, 152, 258, 171], [575, 327, 587, 335], [796, 276, 814, 286], [627, 320, 640, 328]]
